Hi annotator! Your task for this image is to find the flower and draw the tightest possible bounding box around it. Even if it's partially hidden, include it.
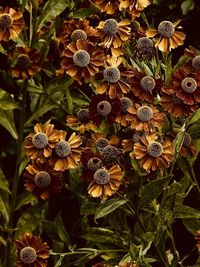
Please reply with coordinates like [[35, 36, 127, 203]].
[[61, 39, 104, 81], [24, 123, 60, 160], [129, 71, 162, 102], [87, 132, 119, 150], [97, 18, 131, 56], [16, 233, 49, 267], [122, 130, 146, 153], [131, 133, 174, 171], [134, 37, 155, 61], [89, 94, 121, 126], [195, 230, 200, 252], [146, 20, 186, 52], [87, 164, 122, 198], [119, 0, 151, 18], [91, 0, 120, 14], [97, 56, 133, 99], [0, 7, 25, 42], [115, 97, 133, 126], [24, 159, 63, 200], [127, 103, 164, 132], [66, 109, 97, 134], [8, 46, 41, 80], [180, 133, 197, 157], [52, 131, 82, 171]]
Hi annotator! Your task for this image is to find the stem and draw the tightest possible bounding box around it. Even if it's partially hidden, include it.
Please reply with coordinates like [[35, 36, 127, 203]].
[[168, 225, 179, 264], [186, 158, 200, 194]]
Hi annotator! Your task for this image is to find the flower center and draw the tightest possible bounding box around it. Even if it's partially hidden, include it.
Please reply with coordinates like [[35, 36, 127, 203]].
[[137, 37, 153, 50], [192, 55, 200, 70], [32, 133, 48, 149], [103, 19, 119, 35], [140, 76, 156, 91], [16, 54, 31, 70], [158, 21, 175, 38], [55, 141, 71, 157], [77, 109, 89, 123], [73, 50, 90, 67], [101, 145, 119, 161], [96, 138, 109, 150], [120, 97, 132, 114], [136, 106, 153, 122], [71, 29, 87, 42], [147, 141, 163, 157], [183, 133, 191, 147], [0, 14, 13, 29], [97, 101, 112, 116], [20, 247, 37, 264], [103, 67, 120, 83], [87, 157, 102, 171], [181, 77, 197, 93], [94, 168, 110, 185], [133, 131, 145, 143], [34, 171, 51, 188]]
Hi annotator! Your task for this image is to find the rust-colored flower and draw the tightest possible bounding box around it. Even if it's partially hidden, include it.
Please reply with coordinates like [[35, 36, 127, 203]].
[[8, 46, 41, 80], [119, 0, 151, 18], [88, 164, 122, 198], [122, 130, 146, 153], [131, 133, 174, 171], [24, 123, 60, 160], [180, 133, 197, 157], [134, 37, 155, 61], [52, 131, 82, 171], [146, 20, 186, 53], [115, 97, 133, 127], [195, 230, 200, 252], [91, 0, 120, 14], [16, 233, 49, 267], [97, 56, 133, 99], [97, 18, 131, 56], [87, 132, 119, 150], [0, 7, 25, 42], [61, 39, 104, 82], [127, 103, 164, 132], [24, 159, 63, 200]]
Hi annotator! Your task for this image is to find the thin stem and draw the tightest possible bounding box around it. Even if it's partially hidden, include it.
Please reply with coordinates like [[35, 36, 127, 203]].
[[168, 225, 179, 264], [186, 158, 200, 194]]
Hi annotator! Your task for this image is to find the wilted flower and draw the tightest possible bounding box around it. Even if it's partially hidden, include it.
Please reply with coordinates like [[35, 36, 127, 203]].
[[91, 0, 120, 14], [119, 0, 151, 18]]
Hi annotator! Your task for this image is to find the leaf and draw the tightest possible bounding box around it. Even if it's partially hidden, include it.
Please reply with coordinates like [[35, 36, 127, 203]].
[[0, 89, 19, 110], [139, 175, 172, 209], [36, 0, 68, 32], [65, 88, 73, 114], [55, 214, 72, 248], [181, 0, 194, 15], [70, 8, 97, 18], [0, 195, 9, 223], [0, 169, 11, 194], [189, 108, 200, 125], [80, 227, 118, 244], [15, 192, 37, 211], [94, 197, 128, 220], [0, 110, 18, 139], [0, 44, 7, 55], [182, 218, 200, 235], [174, 204, 200, 219]]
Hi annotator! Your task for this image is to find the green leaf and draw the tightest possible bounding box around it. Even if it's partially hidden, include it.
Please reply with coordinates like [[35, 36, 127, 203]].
[[181, 0, 194, 15], [189, 108, 200, 125], [0, 195, 9, 223], [182, 218, 200, 235], [139, 175, 172, 209], [0, 110, 18, 139], [15, 192, 37, 211], [70, 7, 97, 18], [0, 44, 7, 55], [0, 89, 19, 110], [55, 214, 72, 248], [0, 169, 11, 194], [80, 227, 118, 244], [65, 88, 73, 114], [174, 204, 200, 219], [36, 0, 68, 32], [94, 197, 128, 220]]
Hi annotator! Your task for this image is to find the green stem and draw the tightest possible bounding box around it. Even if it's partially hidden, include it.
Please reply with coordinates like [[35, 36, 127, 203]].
[[168, 225, 179, 264], [186, 158, 200, 194]]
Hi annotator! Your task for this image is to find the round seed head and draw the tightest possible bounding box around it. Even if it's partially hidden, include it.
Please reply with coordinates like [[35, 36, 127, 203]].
[[16, 54, 31, 70], [158, 21, 175, 38], [55, 141, 71, 157], [97, 101, 112, 116], [34, 171, 51, 188], [183, 133, 192, 147], [136, 106, 153, 122], [147, 141, 163, 157], [103, 19, 119, 35], [87, 157, 102, 171], [71, 29, 87, 42], [96, 138, 109, 150], [133, 131, 145, 143], [94, 168, 110, 184], [101, 145, 119, 161], [103, 67, 120, 83], [32, 133, 48, 149], [73, 50, 90, 67], [192, 55, 200, 70], [140, 76, 156, 91], [137, 37, 153, 50], [120, 97, 132, 114], [77, 109, 89, 123], [0, 14, 13, 29], [181, 77, 197, 93], [20, 247, 37, 264]]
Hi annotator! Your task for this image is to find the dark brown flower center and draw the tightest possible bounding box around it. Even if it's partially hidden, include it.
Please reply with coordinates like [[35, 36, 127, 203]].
[[71, 29, 87, 42], [140, 76, 156, 91], [34, 171, 51, 188], [32, 133, 48, 149], [0, 14, 13, 29], [101, 145, 119, 161], [16, 54, 31, 70], [192, 55, 200, 70], [77, 109, 89, 123], [103, 19, 119, 35], [96, 138, 109, 150], [133, 131, 146, 143], [120, 97, 132, 114], [137, 37, 153, 50], [94, 168, 110, 184], [183, 133, 192, 147], [87, 157, 102, 171], [103, 67, 120, 83], [97, 101, 112, 116], [181, 77, 197, 93], [158, 21, 175, 38], [20, 247, 37, 264], [136, 106, 153, 121], [147, 141, 163, 157], [55, 141, 71, 157], [73, 50, 90, 67]]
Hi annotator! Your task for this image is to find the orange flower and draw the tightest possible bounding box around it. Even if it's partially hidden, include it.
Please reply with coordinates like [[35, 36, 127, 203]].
[[180, 133, 197, 157], [115, 97, 133, 127], [91, 0, 120, 14], [119, 0, 151, 18], [146, 20, 186, 52]]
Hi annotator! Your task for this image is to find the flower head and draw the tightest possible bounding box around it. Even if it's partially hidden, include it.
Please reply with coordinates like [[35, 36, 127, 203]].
[[92, 0, 120, 14], [119, 0, 151, 18]]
